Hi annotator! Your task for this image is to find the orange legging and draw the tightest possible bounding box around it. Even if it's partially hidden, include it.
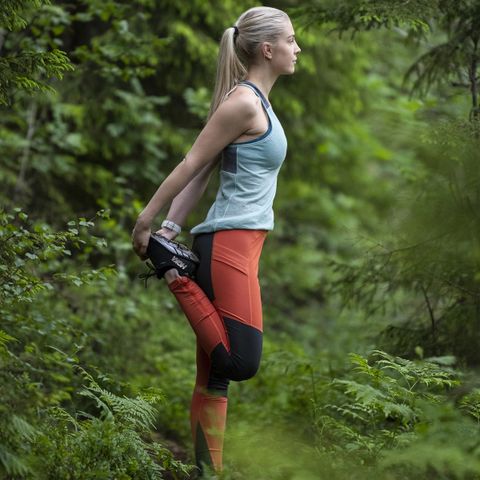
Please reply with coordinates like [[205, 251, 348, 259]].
[[167, 229, 267, 475]]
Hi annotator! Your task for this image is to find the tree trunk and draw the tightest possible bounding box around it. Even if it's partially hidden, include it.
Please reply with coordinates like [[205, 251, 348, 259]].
[[13, 102, 38, 202], [469, 36, 479, 123]]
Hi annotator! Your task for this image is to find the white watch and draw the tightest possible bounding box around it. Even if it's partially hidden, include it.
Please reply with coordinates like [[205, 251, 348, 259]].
[[161, 219, 182, 234]]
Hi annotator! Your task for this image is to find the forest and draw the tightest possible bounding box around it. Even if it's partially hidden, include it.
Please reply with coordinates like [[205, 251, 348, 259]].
[[1, 0, 480, 478]]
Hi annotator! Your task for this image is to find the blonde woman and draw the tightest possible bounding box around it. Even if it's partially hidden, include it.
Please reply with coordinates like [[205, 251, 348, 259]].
[[132, 6, 301, 476]]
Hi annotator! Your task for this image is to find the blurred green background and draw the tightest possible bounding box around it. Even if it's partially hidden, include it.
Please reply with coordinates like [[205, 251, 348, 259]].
[[1, 0, 480, 478]]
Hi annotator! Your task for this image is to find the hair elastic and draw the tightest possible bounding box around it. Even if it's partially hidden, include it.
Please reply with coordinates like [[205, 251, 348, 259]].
[[232, 25, 239, 36]]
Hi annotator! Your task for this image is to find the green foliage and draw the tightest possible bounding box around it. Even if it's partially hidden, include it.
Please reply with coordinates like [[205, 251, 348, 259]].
[[290, 0, 480, 119], [0, 0, 45, 30], [0, 1, 74, 105], [201, 342, 479, 480], [290, 0, 437, 34], [324, 351, 475, 478], [0, 48, 73, 101], [222, 344, 480, 480], [32, 368, 192, 479], [0, 208, 112, 302], [0, 208, 192, 478], [2, 0, 480, 478], [317, 350, 459, 448], [325, 120, 480, 364], [378, 400, 480, 479]]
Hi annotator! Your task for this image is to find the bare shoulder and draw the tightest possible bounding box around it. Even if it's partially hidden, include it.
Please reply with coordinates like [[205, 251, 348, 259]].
[[184, 84, 260, 169], [217, 84, 260, 119], [224, 83, 259, 103]]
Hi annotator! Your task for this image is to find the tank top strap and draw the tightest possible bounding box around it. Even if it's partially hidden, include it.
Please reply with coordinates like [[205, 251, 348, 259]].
[[238, 80, 271, 110], [223, 85, 238, 101]]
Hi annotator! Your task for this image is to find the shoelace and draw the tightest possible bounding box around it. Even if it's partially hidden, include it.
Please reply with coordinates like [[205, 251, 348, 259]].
[[138, 260, 159, 288]]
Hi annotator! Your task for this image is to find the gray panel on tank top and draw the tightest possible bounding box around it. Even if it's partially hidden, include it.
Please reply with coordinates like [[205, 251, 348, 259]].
[[221, 146, 237, 173]]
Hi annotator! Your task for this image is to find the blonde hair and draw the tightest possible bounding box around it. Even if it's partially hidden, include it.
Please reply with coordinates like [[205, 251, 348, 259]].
[[206, 6, 290, 121]]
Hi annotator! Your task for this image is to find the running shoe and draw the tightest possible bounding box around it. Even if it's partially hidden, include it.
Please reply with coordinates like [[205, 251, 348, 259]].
[[141, 233, 199, 284]]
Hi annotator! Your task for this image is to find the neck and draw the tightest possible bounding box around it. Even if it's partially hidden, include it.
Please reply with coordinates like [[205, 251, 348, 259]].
[[245, 66, 278, 101]]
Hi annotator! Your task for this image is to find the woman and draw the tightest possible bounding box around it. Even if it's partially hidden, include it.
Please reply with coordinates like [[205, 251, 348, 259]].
[[132, 6, 301, 476]]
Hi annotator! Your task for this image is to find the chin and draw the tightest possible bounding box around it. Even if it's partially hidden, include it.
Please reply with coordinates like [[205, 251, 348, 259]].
[[278, 65, 296, 76], [279, 63, 295, 75]]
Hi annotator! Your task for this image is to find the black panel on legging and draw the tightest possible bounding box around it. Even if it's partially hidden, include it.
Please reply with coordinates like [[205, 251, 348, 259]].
[[208, 317, 263, 391], [192, 233, 215, 301], [195, 423, 213, 476]]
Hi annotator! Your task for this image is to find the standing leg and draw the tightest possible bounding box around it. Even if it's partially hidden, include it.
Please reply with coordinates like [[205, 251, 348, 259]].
[[190, 340, 228, 475], [166, 232, 229, 476], [166, 230, 267, 475]]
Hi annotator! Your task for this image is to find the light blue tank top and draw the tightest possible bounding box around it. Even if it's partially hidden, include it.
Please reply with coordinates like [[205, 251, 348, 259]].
[[190, 80, 288, 235]]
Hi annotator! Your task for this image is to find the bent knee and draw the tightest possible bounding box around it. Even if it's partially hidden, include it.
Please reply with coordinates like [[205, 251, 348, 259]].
[[210, 338, 262, 381], [211, 357, 260, 382], [231, 360, 260, 381]]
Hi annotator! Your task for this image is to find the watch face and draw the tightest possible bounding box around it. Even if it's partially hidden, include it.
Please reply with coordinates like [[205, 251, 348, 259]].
[[162, 220, 181, 233]]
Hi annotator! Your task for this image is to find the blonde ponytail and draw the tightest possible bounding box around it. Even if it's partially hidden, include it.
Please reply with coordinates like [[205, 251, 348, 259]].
[[207, 26, 247, 121], [206, 6, 289, 121]]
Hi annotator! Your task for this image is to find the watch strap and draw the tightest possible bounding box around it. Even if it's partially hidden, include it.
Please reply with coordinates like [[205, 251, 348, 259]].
[[161, 219, 182, 234]]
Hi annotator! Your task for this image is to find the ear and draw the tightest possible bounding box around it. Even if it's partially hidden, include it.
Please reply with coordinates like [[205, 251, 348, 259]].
[[261, 41, 273, 60]]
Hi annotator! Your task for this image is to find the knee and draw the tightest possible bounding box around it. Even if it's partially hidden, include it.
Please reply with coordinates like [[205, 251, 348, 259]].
[[210, 342, 262, 381], [231, 358, 261, 381]]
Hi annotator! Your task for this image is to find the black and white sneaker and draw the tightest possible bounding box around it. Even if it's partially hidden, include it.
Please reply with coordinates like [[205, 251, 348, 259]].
[[142, 233, 199, 282]]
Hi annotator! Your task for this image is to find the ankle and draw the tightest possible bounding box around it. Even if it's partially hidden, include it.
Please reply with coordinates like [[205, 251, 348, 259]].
[[164, 268, 181, 284]]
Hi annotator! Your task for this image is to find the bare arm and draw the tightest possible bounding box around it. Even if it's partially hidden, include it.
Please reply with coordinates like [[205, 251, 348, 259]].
[[163, 155, 219, 230], [132, 93, 256, 258]]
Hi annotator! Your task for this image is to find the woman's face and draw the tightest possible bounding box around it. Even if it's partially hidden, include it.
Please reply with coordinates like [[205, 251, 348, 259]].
[[270, 19, 301, 75]]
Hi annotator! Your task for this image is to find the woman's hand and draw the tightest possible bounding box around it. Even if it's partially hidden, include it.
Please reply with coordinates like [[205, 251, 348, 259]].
[[131, 220, 152, 260], [132, 221, 180, 261], [154, 227, 178, 241]]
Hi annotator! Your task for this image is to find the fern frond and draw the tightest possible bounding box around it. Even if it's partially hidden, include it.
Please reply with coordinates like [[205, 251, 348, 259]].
[[325, 402, 372, 423], [0, 445, 32, 476], [8, 415, 38, 441], [0, 330, 17, 351], [349, 352, 383, 378], [46, 406, 79, 431], [459, 389, 480, 421], [75, 366, 160, 430], [333, 379, 389, 405], [382, 401, 417, 424], [78, 387, 114, 421]]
